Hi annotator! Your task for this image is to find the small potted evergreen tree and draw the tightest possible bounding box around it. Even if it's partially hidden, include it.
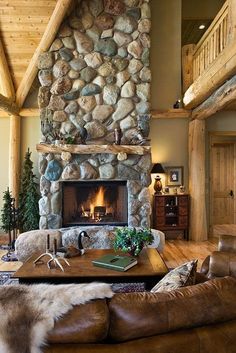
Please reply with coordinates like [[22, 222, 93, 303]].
[[18, 149, 39, 232]]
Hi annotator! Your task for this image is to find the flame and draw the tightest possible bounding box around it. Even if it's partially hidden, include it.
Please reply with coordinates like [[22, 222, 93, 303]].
[[90, 186, 105, 218]]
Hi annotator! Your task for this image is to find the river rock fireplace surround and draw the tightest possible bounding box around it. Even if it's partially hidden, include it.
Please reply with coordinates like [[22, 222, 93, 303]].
[[36, 0, 152, 230]]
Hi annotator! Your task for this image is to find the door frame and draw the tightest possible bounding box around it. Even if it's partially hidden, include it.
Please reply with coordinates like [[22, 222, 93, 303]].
[[209, 131, 236, 235]]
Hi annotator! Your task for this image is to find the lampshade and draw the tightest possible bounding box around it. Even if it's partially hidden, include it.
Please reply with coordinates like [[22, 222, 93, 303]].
[[151, 163, 165, 174]]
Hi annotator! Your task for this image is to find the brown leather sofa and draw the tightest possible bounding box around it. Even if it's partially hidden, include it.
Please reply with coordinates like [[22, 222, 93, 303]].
[[45, 276, 236, 353], [201, 235, 236, 279]]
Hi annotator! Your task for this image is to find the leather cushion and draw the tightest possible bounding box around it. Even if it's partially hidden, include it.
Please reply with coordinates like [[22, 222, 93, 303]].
[[218, 235, 236, 252], [207, 251, 236, 278], [48, 299, 109, 344], [108, 277, 236, 342]]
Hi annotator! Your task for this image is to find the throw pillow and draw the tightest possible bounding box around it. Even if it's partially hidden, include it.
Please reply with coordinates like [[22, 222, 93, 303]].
[[150, 259, 198, 293]]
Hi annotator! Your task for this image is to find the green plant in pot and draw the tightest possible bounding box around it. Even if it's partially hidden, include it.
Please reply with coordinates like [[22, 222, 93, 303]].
[[114, 227, 154, 256]]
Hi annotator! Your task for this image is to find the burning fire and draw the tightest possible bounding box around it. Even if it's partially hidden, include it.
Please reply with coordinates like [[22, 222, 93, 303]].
[[90, 186, 105, 217], [80, 186, 113, 222]]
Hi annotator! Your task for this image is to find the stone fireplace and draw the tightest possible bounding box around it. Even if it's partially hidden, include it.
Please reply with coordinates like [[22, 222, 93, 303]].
[[37, 0, 152, 230]]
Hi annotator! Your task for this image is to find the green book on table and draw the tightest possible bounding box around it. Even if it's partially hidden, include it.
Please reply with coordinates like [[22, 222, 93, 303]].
[[92, 254, 138, 272]]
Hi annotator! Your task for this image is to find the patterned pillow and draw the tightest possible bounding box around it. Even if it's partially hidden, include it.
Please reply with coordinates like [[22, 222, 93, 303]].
[[150, 259, 198, 293]]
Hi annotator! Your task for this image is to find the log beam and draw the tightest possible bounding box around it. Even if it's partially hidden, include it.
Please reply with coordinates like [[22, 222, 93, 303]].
[[0, 108, 39, 118], [36, 143, 151, 155], [0, 39, 15, 99], [9, 115, 21, 202], [189, 119, 208, 241], [182, 44, 195, 93], [16, 0, 74, 108], [0, 93, 19, 115], [192, 74, 236, 120]]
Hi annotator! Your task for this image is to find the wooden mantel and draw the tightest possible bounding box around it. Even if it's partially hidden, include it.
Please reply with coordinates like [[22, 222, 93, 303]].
[[36, 143, 151, 155]]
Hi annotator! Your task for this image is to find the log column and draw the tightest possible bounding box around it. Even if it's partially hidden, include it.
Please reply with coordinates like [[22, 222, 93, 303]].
[[189, 119, 207, 241], [9, 115, 20, 202]]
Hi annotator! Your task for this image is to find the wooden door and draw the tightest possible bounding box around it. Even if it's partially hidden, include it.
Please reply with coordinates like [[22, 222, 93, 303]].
[[210, 142, 235, 232]]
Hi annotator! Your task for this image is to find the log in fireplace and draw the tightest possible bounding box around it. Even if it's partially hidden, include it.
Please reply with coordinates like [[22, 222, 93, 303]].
[[62, 181, 128, 227]]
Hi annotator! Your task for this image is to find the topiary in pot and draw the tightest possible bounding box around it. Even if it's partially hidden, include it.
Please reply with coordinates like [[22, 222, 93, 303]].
[[114, 227, 154, 256]]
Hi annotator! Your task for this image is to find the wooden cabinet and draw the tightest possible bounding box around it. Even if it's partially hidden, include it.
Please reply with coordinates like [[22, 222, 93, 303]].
[[153, 194, 189, 240]]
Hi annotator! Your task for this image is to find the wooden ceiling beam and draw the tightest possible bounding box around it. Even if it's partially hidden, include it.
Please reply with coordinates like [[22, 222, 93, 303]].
[[16, 0, 74, 108], [0, 93, 20, 115], [0, 38, 15, 99], [192, 75, 236, 120], [0, 108, 39, 118]]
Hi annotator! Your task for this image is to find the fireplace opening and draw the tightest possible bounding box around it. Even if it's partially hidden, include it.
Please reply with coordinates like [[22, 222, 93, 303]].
[[62, 181, 128, 227]]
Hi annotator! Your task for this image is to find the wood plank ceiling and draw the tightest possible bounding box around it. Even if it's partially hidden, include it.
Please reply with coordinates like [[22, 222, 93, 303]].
[[0, 0, 57, 91]]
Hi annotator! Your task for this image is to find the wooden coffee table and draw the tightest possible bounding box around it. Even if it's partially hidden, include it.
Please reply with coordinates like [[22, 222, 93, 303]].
[[13, 248, 168, 290]]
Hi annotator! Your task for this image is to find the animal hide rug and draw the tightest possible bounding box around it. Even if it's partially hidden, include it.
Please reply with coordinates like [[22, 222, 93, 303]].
[[0, 282, 113, 353]]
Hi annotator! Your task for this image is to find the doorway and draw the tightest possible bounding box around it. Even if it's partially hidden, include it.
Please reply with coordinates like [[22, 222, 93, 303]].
[[209, 133, 236, 236]]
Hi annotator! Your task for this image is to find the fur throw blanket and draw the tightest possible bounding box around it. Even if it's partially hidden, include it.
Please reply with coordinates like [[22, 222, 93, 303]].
[[0, 282, 113, 353]]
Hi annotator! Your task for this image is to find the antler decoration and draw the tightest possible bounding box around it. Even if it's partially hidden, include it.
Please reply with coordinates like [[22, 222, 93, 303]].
[[34, 234, 70, 272]]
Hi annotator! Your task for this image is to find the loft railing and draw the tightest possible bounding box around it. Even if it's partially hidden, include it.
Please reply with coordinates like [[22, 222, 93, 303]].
[[192, 1, 229, 81], [182, 0, 236, 109]]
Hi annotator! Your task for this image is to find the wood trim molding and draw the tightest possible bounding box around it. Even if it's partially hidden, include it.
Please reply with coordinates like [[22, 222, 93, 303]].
[[151, 109, 191, 119], [36, 143, 151, 155]]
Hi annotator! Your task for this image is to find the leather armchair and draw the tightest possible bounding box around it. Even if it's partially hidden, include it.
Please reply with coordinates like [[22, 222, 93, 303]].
[[201, 235, 236, 279]]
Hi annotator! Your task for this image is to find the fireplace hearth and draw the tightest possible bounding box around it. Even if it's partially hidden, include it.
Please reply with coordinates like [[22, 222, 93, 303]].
[[62, 181, 128, 227]]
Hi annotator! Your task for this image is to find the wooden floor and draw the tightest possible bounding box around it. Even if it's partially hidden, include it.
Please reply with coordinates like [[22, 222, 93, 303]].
[[162, 238, 217, 270], [0, 238, 218, 272]]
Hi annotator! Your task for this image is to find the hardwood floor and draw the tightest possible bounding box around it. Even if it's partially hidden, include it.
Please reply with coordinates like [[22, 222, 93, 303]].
[[0, 238, 218, 272], [163, 238, 217, 270]]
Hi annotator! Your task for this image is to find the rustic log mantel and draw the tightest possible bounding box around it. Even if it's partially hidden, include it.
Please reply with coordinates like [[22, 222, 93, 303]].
[[36, 143, 151, 155]]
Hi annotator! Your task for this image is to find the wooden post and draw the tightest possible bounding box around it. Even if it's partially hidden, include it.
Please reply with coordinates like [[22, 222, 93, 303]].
[[189, 119, 208, 241], [182, 44, 196, 93], [0, 38, 21, 203], [9, 115, 21, 203], [228, 0, 236, 42]]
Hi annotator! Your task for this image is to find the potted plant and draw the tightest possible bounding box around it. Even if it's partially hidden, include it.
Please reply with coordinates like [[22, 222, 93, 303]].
[[114, 227, 154, 256]]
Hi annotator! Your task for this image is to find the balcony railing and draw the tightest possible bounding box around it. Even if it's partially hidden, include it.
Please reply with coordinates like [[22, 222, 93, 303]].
[[192, 1, 229, 81], [182, 0, 236, 109]]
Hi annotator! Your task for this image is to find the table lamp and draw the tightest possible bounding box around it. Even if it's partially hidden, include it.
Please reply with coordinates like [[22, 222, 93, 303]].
[[151, 163, 165, 194]]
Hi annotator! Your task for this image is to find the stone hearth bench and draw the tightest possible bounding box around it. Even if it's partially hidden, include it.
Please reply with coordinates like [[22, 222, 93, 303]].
[[15, 226, 165, 262]]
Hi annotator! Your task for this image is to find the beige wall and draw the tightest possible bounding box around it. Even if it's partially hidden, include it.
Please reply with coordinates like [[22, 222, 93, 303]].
[[0, 116, 39, 231], [150, 0, 188, 192], [150, 118, 189, 191], [150, 0, 182, 110]]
